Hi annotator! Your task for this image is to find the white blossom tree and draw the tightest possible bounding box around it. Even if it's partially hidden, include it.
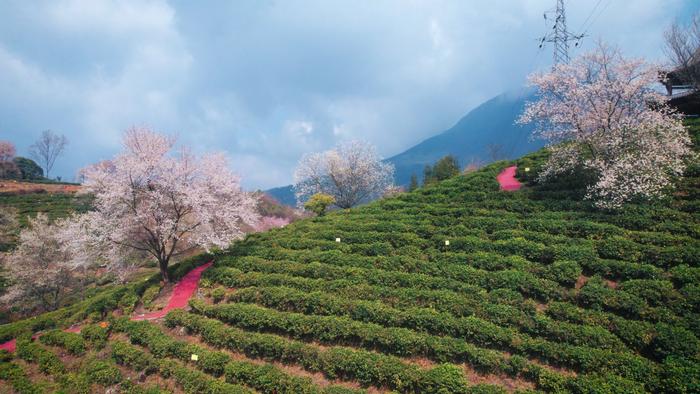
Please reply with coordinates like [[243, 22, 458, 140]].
[[518, 43, 693, 209], [0, 141, 15, 162], [252, 216, 290, 232], [2, 214, 82, 311], [75, 127, 259, 282], [294, 140, 395, 209]]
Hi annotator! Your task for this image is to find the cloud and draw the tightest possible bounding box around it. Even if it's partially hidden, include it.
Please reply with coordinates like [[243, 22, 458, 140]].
[[0, 0, 691, 188]]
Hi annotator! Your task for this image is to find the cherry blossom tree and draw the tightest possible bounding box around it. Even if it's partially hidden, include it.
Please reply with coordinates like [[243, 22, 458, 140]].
[[0, 141, 15, 162], [0, 141, 20, 179], [1, 214, 81, 311], [294, 140, 395, 209], [75, 127, 259, 282], [518, 43, 693, 209], [252, 216, 290, 232]]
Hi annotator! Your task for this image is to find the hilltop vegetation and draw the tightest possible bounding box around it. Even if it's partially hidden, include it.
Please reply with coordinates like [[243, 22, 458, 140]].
[[0, 189, 90, 252], [0, 119, 696, 393]]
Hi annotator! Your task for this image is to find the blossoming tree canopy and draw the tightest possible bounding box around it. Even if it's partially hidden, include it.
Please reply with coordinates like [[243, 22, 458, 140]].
[[3, 214, 78, 311], [518, 43, 693, 209], [0, 141, 16, 162], [294, 140, 395, 209], [78, 127, 259, 282]]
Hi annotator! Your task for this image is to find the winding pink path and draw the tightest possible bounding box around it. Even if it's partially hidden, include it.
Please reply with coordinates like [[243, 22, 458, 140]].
[[497, 166, 522, 191], [0, 261, 213, 352], [132, 261, 212, 321]]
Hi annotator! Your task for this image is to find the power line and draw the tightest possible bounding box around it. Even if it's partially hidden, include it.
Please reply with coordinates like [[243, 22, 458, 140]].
[[579, 0, 611, 36], [577, 0, 603, 34]]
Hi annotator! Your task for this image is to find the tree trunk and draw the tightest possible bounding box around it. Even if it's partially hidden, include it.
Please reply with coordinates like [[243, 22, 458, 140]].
[[158, 258, 171, 283]]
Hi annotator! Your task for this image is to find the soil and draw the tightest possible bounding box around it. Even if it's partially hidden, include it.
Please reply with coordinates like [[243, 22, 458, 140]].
[[0, 180, 80, 194]]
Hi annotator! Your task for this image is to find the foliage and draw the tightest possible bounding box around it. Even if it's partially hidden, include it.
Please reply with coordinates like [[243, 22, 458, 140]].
[[408, 174, 418, 191], [294, 140, 394, 208], [13, 157, 44, 180], [1, 213, 84, 311], [519, 43, 693, 209], [0, 140, 15, 162], [423, 155, 460, 186], [72, 127, 259, 282], [39, 329, 86, 354], [304, 193, 336, 216]]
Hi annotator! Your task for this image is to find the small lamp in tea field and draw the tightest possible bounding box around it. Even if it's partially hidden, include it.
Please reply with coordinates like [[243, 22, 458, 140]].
[[524, 167, 530, 172], [191, 354, 199, 361], [444, 240, 450, 246], [335, 237, 341, 243]]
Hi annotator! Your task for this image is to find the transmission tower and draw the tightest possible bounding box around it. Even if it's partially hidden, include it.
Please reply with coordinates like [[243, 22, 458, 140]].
[[538, 0, 584, 64]]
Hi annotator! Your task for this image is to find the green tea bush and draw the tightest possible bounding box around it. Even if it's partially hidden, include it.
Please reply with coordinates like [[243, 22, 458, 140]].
[[85, 359, 122, 386], [544, 260, 582, 286], [39, 329, 86, 355], [0, 362, 42, 394], [16, 339, 65, 376], [81, 323, 110, 349]]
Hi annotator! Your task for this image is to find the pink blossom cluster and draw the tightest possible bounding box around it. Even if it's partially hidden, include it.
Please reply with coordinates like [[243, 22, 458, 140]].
[[0, 141, 15, 162], [252, 216, 290, 232], [518, 43, 693, 209], [71, 127, 259, 281]]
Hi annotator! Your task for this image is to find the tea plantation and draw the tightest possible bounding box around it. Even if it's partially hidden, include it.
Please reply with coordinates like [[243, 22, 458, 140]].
[[0, 192, 92, 252], [0, 123, 698, 393]]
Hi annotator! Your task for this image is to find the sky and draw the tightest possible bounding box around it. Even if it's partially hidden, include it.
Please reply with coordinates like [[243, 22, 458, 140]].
[[1, 0, 698, 189]]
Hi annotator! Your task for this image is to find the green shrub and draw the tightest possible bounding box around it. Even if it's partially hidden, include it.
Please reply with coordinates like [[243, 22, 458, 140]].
[[85, 359, 122, 386], [568, 373, 646, 394], [141, 285, 161, 310], [16, 339, 65, 376], [420, 363, 469, 394], [650, 323, 700, 360], [545, 260, 582, 286], [0, 362, 42, 394], [211, 287, 226, 304], [596, 237, 643, 262], [660, 356, 700, 394], [81, 324, 110, 349], [39, 329, 86, 355], [59, 372, 91, 394]]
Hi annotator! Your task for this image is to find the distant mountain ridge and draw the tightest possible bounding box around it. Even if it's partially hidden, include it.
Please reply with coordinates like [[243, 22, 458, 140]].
[[267, 90, 544, 206]]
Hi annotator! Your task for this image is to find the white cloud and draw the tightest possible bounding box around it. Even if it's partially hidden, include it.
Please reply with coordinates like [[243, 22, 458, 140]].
[[0, 0, 690, 188]]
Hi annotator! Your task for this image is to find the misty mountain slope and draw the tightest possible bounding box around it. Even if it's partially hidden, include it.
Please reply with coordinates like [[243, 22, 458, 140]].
[[387, 90, 541, 185], [267, 90, 543, 206]]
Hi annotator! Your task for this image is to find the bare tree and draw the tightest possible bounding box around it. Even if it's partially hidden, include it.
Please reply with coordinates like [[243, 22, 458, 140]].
[[664, 14, 700, 90], [29, 130, 68, 179]]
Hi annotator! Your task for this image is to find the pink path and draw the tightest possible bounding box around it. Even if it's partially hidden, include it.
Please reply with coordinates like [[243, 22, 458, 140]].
[[132, 261, 213, 321], [0, 339, 15, 353], [0, 261, 213, 351], [497, 166, 522, 191]]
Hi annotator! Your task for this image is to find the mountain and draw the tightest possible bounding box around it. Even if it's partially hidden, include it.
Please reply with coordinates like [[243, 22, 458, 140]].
[[266, 185, 297, 207], [387, 89, 541, 185], [266, 90, 543, 206]]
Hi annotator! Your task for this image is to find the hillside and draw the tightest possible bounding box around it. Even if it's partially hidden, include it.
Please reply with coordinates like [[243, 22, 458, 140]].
[[0, 122, 698, 393], [387, 90, 541, 185], [267, 90, 543, 206], [0, 186, 91, 252]]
